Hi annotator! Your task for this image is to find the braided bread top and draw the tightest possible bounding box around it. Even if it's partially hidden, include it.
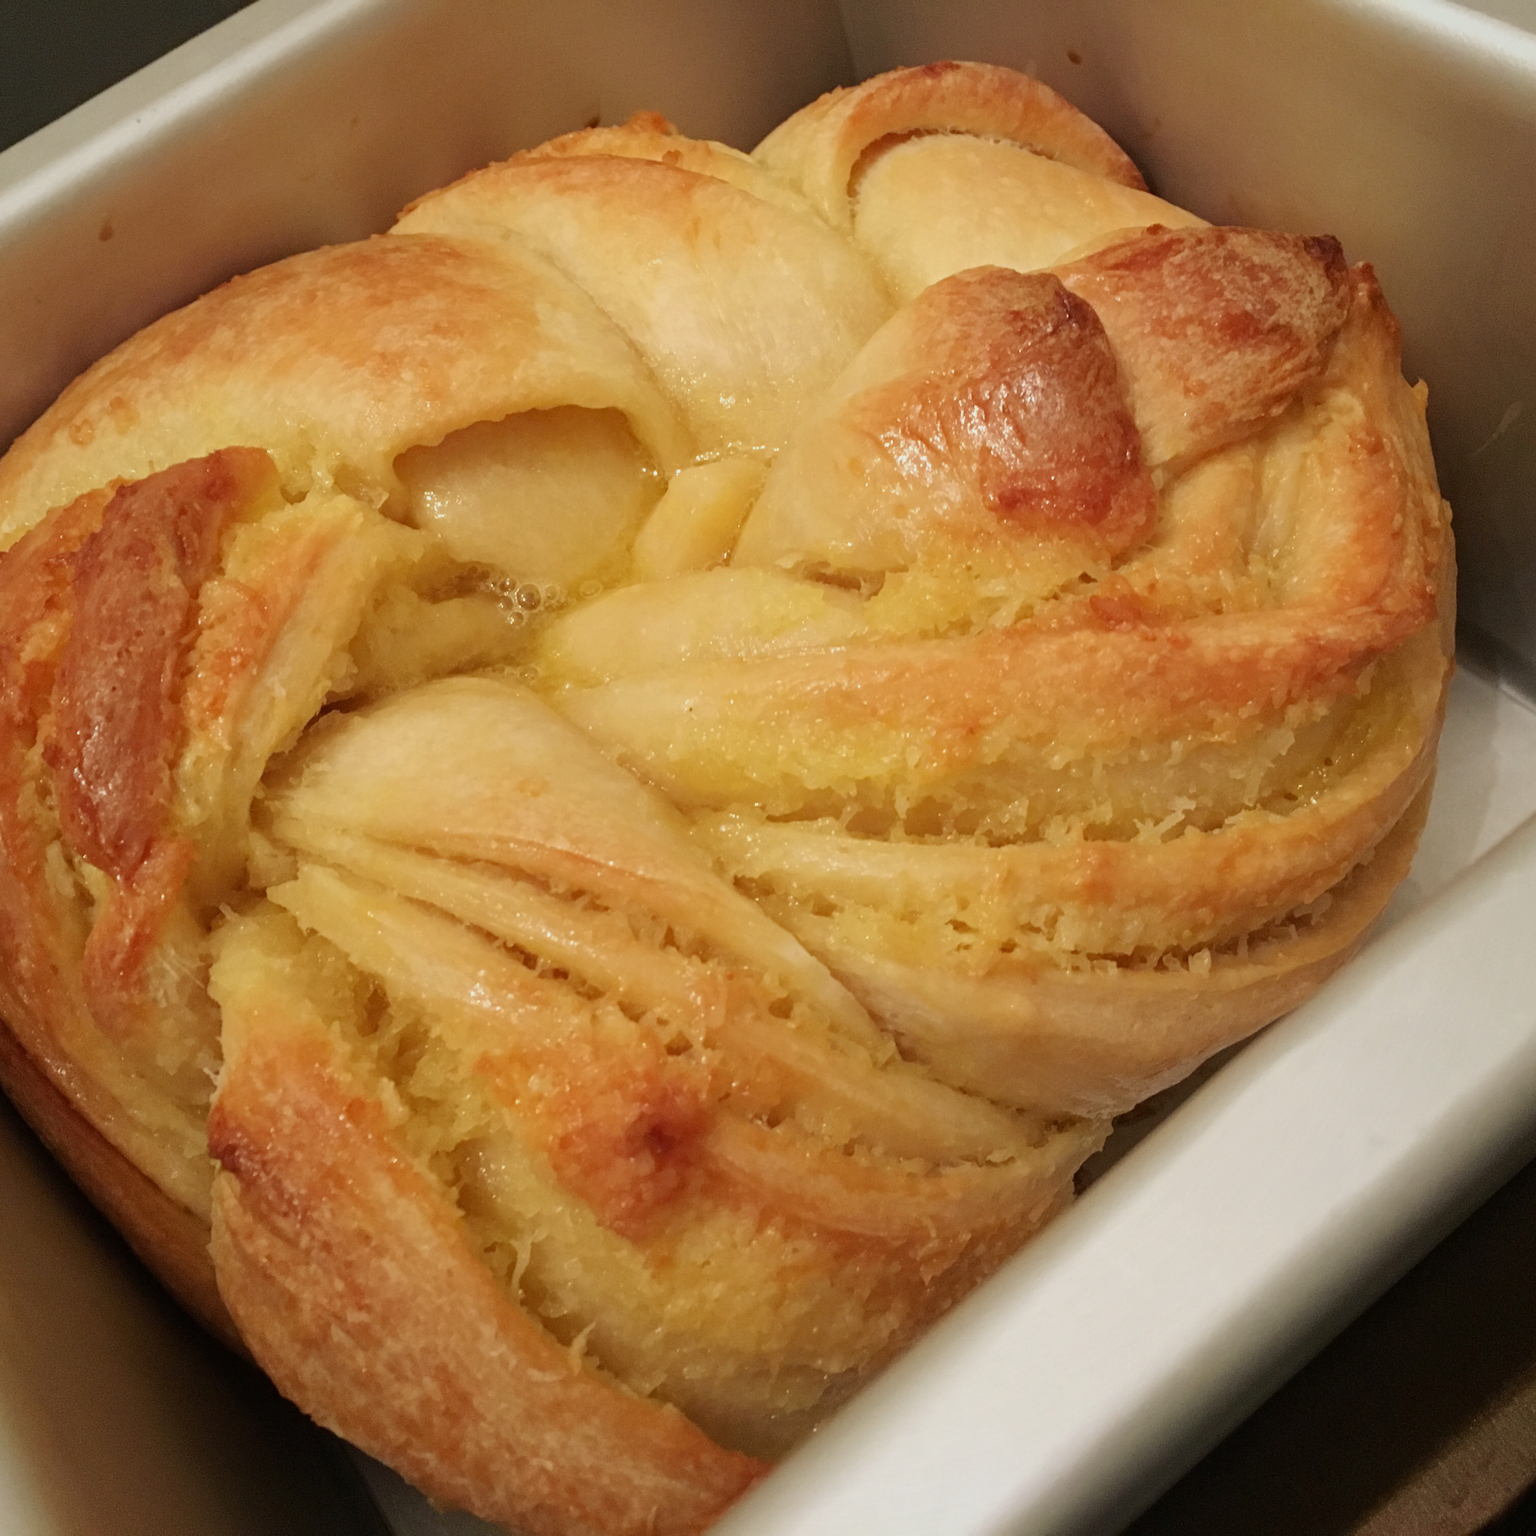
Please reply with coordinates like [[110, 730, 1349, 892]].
[[0, 62, 1450, 1536]]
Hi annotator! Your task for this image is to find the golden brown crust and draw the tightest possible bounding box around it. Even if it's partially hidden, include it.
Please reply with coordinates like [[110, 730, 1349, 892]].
[[0, 234, 688, 545], [709, 775, 1437, 1118], [51, 452, 278, 1041], [754, 60, 1148, 231], [394, 152, 892, 459], [0, 453, 291, 1221], [237, 676, 1095, 1463], [1057, 227, 1353, 466], [0, 59, 1453, 1536], [208, 985, 764, 1536], [736, 265, 1156, 577], [480, 113, 817, 215], [556, 206, 1449, 1142]]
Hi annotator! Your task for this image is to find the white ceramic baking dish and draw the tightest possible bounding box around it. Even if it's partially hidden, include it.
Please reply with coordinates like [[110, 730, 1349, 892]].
[[2, 3, 1534, 1533]]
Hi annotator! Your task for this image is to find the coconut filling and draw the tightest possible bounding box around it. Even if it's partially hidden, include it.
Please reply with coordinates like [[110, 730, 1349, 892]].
[[540, 357, 1442, 909], [65, 395, 661, 1217], [39, 468, 427, 1214], [212, 674, 1097, 1461], [209, 857, 1094, 1458], [179, 403, 666, 924], [691, 635, 1437, 967]]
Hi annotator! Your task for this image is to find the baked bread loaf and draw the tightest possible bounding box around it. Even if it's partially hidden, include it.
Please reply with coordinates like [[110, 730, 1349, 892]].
[[0, 62, 1451, 1536]]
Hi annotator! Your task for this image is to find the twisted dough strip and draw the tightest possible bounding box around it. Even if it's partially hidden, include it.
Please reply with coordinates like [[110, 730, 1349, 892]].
[[0, 63, 1449, 1536]]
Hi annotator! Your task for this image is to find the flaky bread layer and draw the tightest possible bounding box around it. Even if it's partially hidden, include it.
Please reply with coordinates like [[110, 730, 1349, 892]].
[[207, 919, 765, 1536], [243, 678, 1098, 1453], [0, 58, 1452, 1536]]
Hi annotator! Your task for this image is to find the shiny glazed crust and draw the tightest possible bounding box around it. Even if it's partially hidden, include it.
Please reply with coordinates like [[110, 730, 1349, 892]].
[[0, 63, 1451, 1536]]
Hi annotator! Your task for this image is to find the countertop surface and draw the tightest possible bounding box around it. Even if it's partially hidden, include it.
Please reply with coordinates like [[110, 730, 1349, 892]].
[[3, 5, 1535, 1535]]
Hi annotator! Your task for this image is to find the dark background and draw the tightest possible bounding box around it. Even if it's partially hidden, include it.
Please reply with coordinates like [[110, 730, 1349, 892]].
[[4, 5, 1536, 1533], [0, 0, 254, 150]]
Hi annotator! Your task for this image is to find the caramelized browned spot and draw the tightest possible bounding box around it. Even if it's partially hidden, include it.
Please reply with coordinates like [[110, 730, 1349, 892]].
[[78, 837, 199, 1046], [0, 486, 113, 1036], [480, 1038, 714, 1241], [46, 448, 276, 880], [1084, 584, 1162, 630], [1059, 226, 1351, 466], [0, 449, 277, 1044], [859, 266, 1156, 560], [209, 1014, 765, 1536], [60, 450, 278, 1036]]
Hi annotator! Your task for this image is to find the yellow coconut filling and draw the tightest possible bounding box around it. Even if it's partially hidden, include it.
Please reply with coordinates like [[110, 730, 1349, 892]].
[[211, 867, 1091, 1460]]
